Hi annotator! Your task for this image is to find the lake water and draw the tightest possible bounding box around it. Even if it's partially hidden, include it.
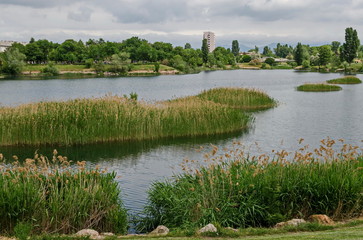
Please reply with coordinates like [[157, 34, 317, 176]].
[[1, 70, 363, 215]]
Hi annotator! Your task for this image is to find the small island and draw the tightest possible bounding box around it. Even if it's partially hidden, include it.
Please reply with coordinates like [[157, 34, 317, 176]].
[[326, 76, 362, 84], [296, 83, 342, 92]]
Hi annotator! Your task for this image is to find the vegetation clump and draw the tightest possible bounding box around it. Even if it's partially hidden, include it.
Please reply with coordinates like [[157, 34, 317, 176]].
[[0, 151, 127, 235], [0, 87, 275, 146], [139, 139, 363, 232], [296, 83, 342, 92], [326, 76, 362, 84], [197, 87, 277, 111]]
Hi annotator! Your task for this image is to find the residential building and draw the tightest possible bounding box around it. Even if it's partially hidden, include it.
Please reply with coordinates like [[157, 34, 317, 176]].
[[203, 32, 215, 52], [0, 40, 27, 52]]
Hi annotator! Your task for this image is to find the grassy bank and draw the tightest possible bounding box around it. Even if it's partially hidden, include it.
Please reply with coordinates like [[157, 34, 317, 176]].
[[0, 87, 275, 146], [0, 152, 127, 235], [296, 83, 342, 92], [326, 76, 362, 84], [138, 139, 363, 232]]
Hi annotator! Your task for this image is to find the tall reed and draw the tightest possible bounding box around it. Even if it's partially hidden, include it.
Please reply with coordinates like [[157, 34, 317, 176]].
[[139, 139, 363, 231], [0, 88, 274, 146], [296, 83, 342, 92], [197, 88, 276, 111], [0, 152, 127, 234]]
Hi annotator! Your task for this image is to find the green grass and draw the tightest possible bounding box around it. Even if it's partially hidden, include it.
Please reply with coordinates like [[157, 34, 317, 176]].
[[0, 152, 127, 235], [131, 64, 175, 71], [197, 88, 277, 111], [326, 76, 362, 84], [23, 64, 89, 72], [296, 84, 342, 92], [138, 139, 363, 232], [0, 88, 276, 146]]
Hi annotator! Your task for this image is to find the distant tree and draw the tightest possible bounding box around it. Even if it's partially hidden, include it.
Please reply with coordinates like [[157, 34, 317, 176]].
[[341, 27, 360, 64], [254, 46, 259, 53], [331, 41, 341, 55], [263, 46, 273, 56], [184, 43, 191, 49], [294, 43, 305, 66], [240, 54, 252, 63], [318, 45, 332, 66], [274, 43, 293, 58], [201, 39, 209, 63], [232, 40, 240, 56], [109, 52, 131, 73], [0, 48, 26, 75]]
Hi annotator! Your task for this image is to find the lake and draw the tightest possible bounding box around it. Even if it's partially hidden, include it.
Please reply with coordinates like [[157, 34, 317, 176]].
[[1, 69, 362, 215]]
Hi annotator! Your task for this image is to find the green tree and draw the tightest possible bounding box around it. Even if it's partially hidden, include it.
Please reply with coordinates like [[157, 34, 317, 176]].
[[318, 45, 332, 66], [341, 27, 360, 64], [0, 48, 26, 75], [263, 46, 273, 56], [294, 42, 309, 66], [232, 40, 240, 56], [201, 39, 209, 63], [331, 41, 341, 55], [274, 43, 293, 58], [109, 52, 131, 74], [184, 43, 191, 49]]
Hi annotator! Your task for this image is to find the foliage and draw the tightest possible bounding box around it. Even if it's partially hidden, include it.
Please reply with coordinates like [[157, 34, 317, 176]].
[[318, 45, 332, 66], [0, 152, 128, 234], [201, 39, 209, 63], [0, 47, 26, 75], [138, 139, 363, 231], [326, 76, 362, 84], [341, 27, 360, 64], [274, 43, 293, 58], [294, 43, 306, 66], [108, 52, 131, 74], [42, 62, 59, 75], [264, 57, 275, 65], [296, 83, 342, 92], [14, 222, 33, 240], [232, 40, 240, 56]]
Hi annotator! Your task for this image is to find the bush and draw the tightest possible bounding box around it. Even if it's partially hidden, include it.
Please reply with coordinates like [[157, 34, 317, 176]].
[[241, 55, 252, 63], [264, 58, 275, 65], [42, 63, 59, 76]]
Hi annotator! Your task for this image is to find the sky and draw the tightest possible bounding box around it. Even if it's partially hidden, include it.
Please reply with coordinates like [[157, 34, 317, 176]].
[[1, 0, 363, 49]]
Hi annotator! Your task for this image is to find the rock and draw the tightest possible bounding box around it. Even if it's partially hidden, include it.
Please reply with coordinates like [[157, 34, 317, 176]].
[[308, 214, 334, 225], [275, 219, 306, 228], [225, 227, 238, 232], [101, 232, 114, 237], [76, 229, 103, 239], [198, 223, 218, 233], [149, 225, 169, 236]]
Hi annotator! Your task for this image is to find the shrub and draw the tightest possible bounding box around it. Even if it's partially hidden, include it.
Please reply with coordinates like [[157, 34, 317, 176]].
[[42, 63, 59, 76], [264, 58, 275, 65]]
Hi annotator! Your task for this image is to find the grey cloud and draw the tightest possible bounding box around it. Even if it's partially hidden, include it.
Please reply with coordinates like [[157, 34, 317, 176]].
[[68, 6, 93, 22], [94, 0, 190, 24], [0, 0, 74, 8]]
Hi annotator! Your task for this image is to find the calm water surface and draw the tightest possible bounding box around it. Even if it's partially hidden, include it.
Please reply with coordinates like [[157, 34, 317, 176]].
[[1, 70, 362, 215]]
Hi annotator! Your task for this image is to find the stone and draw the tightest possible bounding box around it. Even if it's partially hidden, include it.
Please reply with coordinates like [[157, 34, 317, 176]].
[[275, 218, 306, 228], [308, 214, 334, 225], [197, 223, 218, 233], [225, 227, 238, 232], [76, 229, 102, 239], [101, 232, 115, 236], [149, 225, 169, 236]]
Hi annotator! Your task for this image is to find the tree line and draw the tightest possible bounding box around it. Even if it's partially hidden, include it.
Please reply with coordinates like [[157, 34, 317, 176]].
[[0, 27, 361, 75]]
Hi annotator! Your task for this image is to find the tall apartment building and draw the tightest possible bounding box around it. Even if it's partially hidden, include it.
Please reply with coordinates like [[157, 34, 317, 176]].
[[203, 32, 215, 52]]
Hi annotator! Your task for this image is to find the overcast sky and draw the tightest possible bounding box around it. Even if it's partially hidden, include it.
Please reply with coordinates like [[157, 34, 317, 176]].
[[1, 0, 363, 49]]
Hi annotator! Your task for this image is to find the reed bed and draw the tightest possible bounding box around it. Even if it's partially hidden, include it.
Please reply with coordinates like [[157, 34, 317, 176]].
[[296, 83, 342, 92], [0, 151, 127, 235], [139, 138, 363, 232], [0, 88, 272, 146], [197, 88, 277, 111], [326, 76, 362, 84]]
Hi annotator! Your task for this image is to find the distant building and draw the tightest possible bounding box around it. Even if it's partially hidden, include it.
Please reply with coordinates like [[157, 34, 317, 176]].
[[203, 32, 215, 52], [0, 40, 27, 52]]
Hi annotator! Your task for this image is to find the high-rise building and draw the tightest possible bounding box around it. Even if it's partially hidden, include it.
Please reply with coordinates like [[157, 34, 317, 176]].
[[203, 32, 215, 52]]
